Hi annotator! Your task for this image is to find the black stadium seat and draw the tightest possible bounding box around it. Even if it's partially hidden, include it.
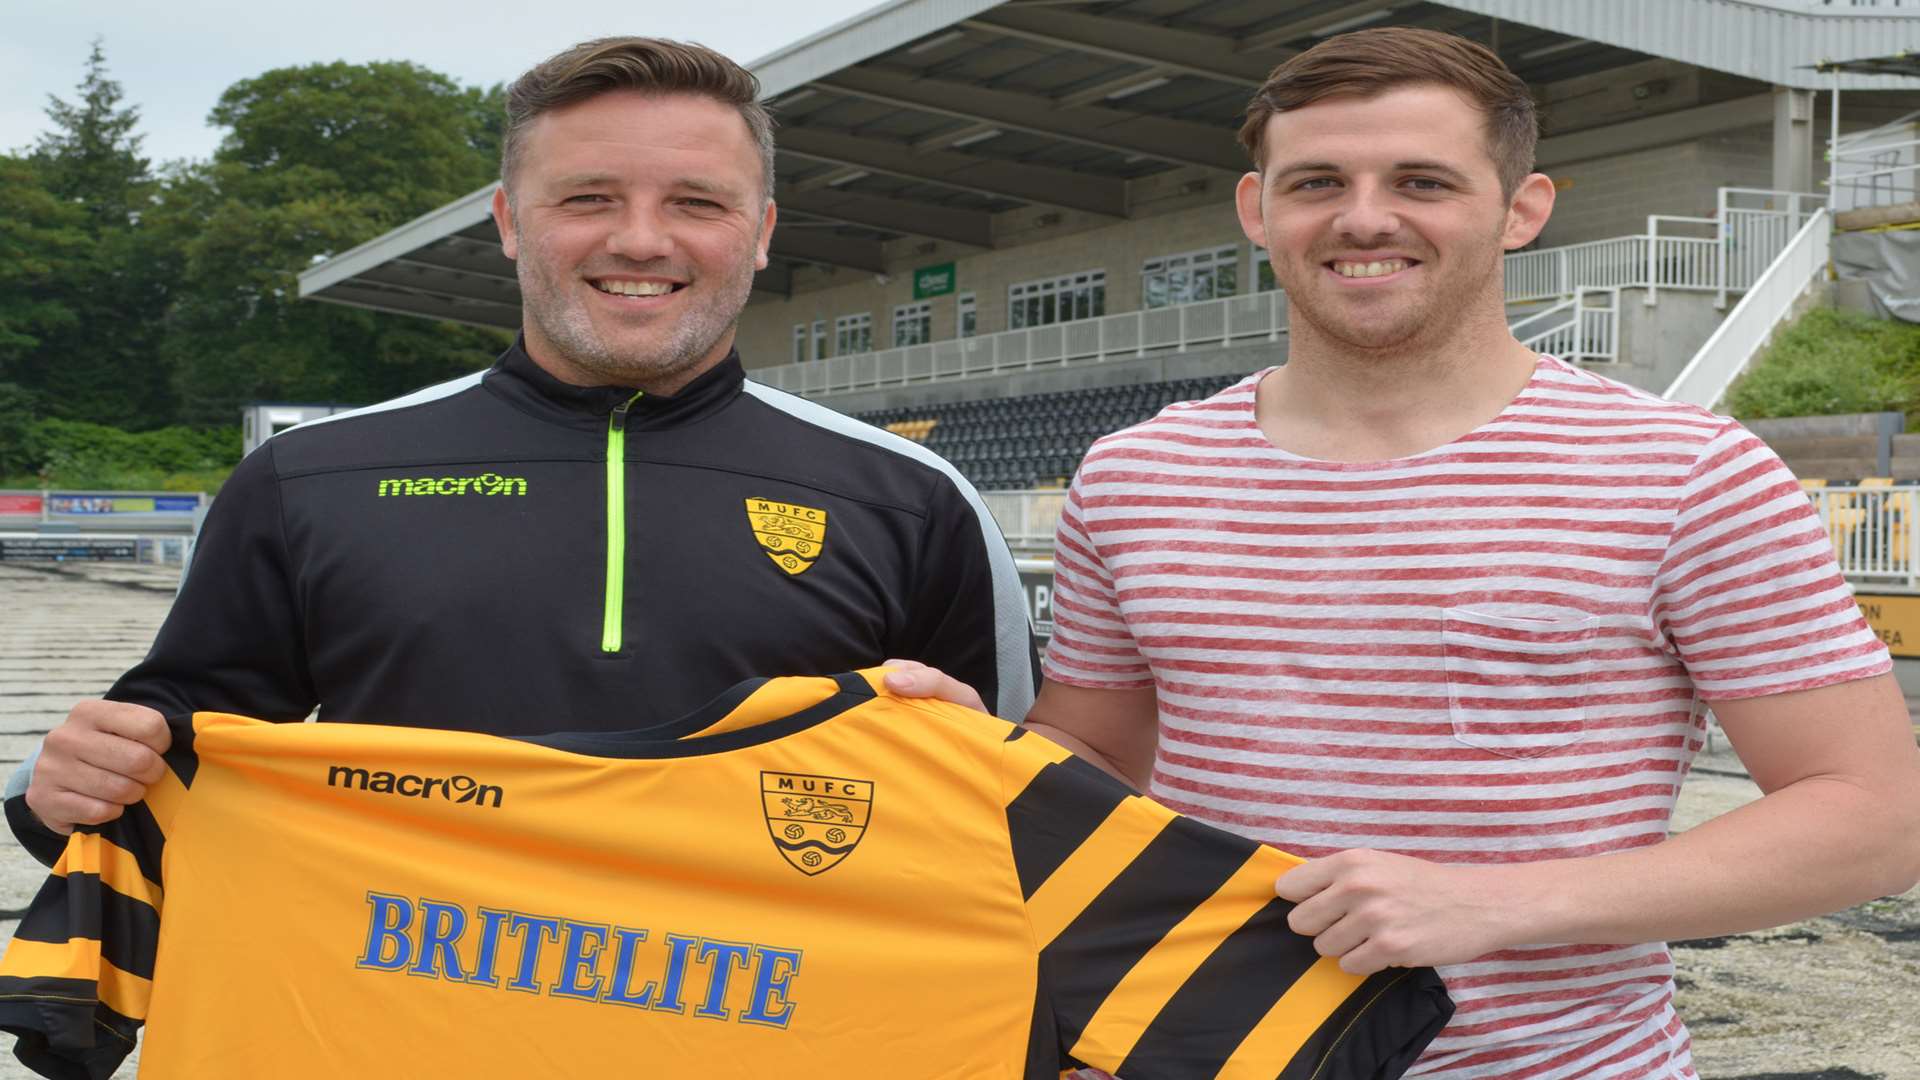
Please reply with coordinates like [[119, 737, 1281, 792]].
[[852, 371, 1251, 491]]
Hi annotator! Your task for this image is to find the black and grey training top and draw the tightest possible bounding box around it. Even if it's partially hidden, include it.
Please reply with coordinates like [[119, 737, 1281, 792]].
[[9, 341, 1035, 861]]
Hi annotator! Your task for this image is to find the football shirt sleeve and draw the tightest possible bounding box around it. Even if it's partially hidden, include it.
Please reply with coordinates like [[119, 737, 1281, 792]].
[[0, 716, 197, 1079], [1001, 728, 1452, 1079]]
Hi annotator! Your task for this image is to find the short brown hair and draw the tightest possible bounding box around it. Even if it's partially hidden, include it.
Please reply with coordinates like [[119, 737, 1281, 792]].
[[502, 37, 776, 200], [1238, 27, 1537, 197]]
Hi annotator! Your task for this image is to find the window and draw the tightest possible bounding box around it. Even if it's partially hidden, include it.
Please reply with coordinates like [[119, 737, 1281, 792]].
[[834, 313, 872, 356], [792, 321, 829, 362], [1008, 270, 1105, 330], [1142, 245, 1238, 309], [957, 292, 977, 338], [892, 301, 933, 347], [1253, 248, 1279, 293]]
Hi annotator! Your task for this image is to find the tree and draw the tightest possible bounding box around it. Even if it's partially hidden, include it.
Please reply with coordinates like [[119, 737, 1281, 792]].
[[0, 156, 85, 378], [159, 62, 510, 424], [21, 40, 176, 429], [33, 39, 151, 229], [0, 382, 42, 479], [208, 63, 503, 215]]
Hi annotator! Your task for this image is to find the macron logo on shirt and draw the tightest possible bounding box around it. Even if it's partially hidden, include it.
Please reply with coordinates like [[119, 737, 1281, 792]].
[[327, 765, 504, 808]]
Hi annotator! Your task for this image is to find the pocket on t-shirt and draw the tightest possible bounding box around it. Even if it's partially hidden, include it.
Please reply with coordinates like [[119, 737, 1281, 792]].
[[1441, 608, 1599, 758]]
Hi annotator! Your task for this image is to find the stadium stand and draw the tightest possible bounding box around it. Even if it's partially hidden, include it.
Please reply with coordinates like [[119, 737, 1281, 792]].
[[855, 373, 1244, 490]]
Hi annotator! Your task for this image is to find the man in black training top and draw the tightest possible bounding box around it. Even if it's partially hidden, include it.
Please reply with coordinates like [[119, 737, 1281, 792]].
[[11, 37, 1034, 855]]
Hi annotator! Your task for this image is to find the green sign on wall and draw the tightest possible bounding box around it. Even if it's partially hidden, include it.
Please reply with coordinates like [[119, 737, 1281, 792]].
[[913, 262, 956, 299]]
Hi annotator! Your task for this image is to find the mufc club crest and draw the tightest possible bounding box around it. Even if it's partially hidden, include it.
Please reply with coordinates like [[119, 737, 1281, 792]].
[[761, 772, 873, 876], [745, 498, 828, 576]]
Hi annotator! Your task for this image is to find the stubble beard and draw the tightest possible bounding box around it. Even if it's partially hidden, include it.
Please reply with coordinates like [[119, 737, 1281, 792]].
[[516, 228, 760, 389], [1287, 230, 1506, 360]]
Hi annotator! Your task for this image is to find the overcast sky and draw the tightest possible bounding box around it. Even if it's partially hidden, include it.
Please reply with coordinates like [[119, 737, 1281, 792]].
[[5, 0, 882, 166]]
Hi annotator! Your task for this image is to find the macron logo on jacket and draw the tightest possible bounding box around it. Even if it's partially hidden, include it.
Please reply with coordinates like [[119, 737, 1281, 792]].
[[376, 473, 528, 497]]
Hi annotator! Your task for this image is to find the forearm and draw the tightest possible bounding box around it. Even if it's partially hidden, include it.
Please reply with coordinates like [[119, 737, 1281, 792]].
[[1490, 775, 1920, 948], [1023, 721, 1148, 791]]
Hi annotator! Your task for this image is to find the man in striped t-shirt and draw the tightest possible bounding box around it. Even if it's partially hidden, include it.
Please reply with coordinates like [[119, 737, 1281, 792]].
[[1021, 26, 1920, 1080]]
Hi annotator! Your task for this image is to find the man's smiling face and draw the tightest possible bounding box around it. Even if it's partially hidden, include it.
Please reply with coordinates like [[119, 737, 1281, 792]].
[[493, 89, 775, 390], [1237, 83, 1529, 357]]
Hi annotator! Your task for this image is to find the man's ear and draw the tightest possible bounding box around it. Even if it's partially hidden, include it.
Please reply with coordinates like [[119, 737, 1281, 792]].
[[1501, 172, 1556, 251], [755, 198, 777, 271], [1235, 171, 1267, 248], [492, 186, 519, 261]]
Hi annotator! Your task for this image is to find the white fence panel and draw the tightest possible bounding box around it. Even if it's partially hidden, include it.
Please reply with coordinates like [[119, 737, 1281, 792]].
[[1225, 294, 1270, 339], [1810, 485, 1920, 591], [1141, 307, 1182, 351], [1186, 299, 1227, 345], [1726, 211, 1796, 290], [1065, 320, 1101, 359], [904, 346, 933, 382], [1580, 290, 1619, 363], [979, 490, 1069, 549]]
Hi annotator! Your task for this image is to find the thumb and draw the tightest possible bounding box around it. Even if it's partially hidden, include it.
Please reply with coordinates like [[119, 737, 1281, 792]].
[[1274, 858, 1330, 903], [880, 658, 929, 693]]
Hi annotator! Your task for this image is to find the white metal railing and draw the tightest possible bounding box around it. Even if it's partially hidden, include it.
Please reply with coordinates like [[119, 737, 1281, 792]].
[[1720, 188, 1824, 304], [756, 291, 1287, 395], [1505, 235, 1647, 303], [1645, 215, 1719, 305], [979, 489, 1068, 549], [1663, 207, 1832, 407], [762, 188, 1818, 398], [1828, 111, 1920, 214], [1749, 0, 1920, 9], [1809, 484, 1920, 591], [1511, 287, 1619, 363], [1504, 188, 1820, 308]]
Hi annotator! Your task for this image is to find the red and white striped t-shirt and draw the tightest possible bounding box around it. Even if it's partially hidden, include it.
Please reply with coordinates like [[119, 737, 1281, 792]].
[[1043, 355, 1890, 1080]]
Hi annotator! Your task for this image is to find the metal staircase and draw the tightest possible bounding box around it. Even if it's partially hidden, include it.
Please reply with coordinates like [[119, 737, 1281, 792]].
[[1503, 188, 1824, 390]]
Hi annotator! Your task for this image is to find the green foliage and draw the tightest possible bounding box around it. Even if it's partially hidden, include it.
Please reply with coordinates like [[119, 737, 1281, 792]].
[[10, 45, 511, 435], [32, 39, 151, 229], [14, 40, 176, 430], [1725, 308, 1920, 419], [157, 60, 511, 424], [0, 157, 86, 365], [208, 62, 501, 214], [2, 418, 241, 492], [0, 383, 39, 477]]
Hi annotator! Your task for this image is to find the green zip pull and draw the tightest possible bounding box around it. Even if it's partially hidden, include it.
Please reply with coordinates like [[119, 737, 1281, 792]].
[[602, 390, 644, 653]]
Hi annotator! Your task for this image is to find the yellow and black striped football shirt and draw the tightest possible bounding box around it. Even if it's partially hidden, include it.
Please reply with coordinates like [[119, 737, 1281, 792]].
[[0, 670, 1450, 1078]]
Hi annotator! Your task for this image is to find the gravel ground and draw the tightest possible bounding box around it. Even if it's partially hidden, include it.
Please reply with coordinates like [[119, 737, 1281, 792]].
[[0, 561, 1916, 1078], [1670, 746, 1920, 1080]]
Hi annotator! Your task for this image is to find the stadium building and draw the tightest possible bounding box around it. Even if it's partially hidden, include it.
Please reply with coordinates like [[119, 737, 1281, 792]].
[[298, 0, 1920, 567]]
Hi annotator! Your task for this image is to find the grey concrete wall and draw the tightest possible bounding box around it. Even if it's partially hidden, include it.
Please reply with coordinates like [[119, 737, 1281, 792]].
[[1534, 134, 1773, 251], [1744, 412, 1906, 440], [1607, 287, 1728, 394]]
